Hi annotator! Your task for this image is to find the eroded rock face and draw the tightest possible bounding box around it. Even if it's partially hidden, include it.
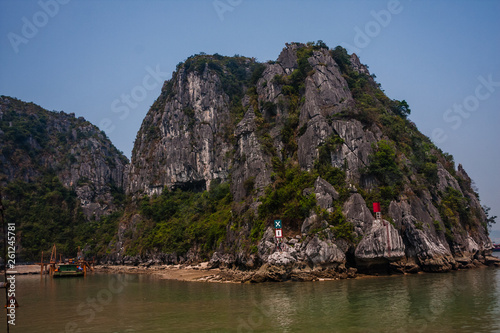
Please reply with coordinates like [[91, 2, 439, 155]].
[[257, 227, 278, 263], [249, 226, 348, 281], [300, 49, 353, 125], [343, 193, 374, 236], [298, 115, 333, 171], [355, 219, 405, 267], [303, 236, 346, 266], [387, 189, 491, 272], [331, 120, 381, 182], [231, 110, 272, 201], [455, 164, 492, 251], [301, 213, 319, 234], [314, 176, 339, 211], [128, 67, 233, 195], [350, 53, 371, 76], [436, 162, 462, 193], [267, 251, 297, 266], [56, 122, 128, 219], [407, 227, 453, 272]]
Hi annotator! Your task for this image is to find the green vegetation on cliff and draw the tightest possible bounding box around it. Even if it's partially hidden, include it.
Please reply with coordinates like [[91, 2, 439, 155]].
[[1, 173, 118, 261], [2, 174, 85, 260], [123, 181, 232, 258], [0, 96, 128, 261]]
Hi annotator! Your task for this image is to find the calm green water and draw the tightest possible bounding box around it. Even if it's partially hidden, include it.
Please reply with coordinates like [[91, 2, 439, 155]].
[[5, 259, 500, 333]]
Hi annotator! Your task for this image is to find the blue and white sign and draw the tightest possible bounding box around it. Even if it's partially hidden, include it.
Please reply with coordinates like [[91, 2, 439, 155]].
[[274, 220, 282, 229]]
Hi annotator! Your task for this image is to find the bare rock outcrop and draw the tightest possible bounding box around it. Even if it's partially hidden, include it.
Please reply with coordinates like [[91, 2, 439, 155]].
[[231, 109, 272, 201], [127, 66, 233, 195], [343, 193, 374, 236], [314, 176, 339, 211], [355, 219, 405, 268]]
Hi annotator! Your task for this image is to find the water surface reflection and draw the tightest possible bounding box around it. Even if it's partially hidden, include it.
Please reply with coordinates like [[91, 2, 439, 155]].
[[9, 266, 500, 332]]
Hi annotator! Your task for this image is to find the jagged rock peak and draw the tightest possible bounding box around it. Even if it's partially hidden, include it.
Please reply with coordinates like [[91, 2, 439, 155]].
[[127, 42, 358, 197], [127, 53, 265, 196]]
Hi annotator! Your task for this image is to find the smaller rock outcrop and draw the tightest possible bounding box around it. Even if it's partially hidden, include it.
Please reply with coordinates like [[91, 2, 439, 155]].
[[343, 193, 375, 236], [313, 176, 339, 211], [303, 236, 346, 266], [355, 219, 405, 271], [0, 96, 128, 219], [401, 215, 455, 272]]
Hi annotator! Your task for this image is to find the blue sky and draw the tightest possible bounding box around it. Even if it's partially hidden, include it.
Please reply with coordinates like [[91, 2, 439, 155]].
[[1, 0, 499, 239]]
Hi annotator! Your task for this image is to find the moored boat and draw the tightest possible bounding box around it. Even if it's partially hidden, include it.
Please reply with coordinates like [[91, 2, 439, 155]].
[[493, 244, 500, 252], [53, 264, 85, 278]]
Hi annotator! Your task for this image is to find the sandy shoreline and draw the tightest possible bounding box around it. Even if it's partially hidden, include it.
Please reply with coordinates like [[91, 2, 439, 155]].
[[4, 263, 356, 283], [94, 262, 227, 282], [1, 263, 226, 282], [92, 264, 411, 283]]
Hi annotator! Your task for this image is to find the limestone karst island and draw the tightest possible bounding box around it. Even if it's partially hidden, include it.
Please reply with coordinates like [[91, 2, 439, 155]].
[[1, 42, 498, 284]]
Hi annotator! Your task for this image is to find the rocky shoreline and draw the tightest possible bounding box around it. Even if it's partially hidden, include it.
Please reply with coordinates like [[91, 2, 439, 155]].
[[94, 263, 356, 283], [93, 252, 500, 284], [101, 211, 500, 283], [7, 253, 499, 284]]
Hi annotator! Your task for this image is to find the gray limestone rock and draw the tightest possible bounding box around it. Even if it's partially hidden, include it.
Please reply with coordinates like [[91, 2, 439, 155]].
[[298, 115, 333, 171], [314, 177, 339, 211], [301, 213, 319, 234], [355, 219, 405, 265], [300, 49, 353, 125], [350, 53, 371, 76], [231, 109, 272, 201], [304, 235, 346, 266], [257, 227, 278, 262], [127, 68, 232, 195], [343, 193, 374, 237], [209, 252, 236, 268], [330, 119, 379, 182], [278, 43, 300, 72], [436, 162, 462, 193], [267, 251, 297, 266], [401, 214, 455, 272]]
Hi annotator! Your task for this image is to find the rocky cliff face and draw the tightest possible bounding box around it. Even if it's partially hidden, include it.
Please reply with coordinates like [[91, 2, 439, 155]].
[[0, 96, 128, 219], [109, 42, 497, 277], [127, 59, 239, 196]]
